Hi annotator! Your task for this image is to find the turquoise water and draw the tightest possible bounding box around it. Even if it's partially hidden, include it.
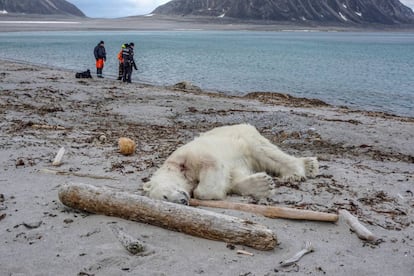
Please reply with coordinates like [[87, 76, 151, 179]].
[[0, 31, 413, 117]]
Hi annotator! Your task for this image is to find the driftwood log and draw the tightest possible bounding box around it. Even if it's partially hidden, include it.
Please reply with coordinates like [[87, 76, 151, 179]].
[[190, 199, 338, 222], [58, 183, 277, 250]]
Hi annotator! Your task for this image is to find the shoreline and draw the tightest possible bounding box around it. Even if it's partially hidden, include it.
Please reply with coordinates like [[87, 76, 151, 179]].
[[2, 57, 413, 121], [0, 60, 413, 275], [1, 14, 414, 33]]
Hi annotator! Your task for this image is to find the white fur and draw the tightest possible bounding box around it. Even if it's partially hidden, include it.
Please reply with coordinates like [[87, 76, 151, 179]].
[[143, 124, 318, 204]]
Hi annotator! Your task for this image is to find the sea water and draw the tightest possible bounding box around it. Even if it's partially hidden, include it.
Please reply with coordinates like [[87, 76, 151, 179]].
[[0, 30, 413, 117]]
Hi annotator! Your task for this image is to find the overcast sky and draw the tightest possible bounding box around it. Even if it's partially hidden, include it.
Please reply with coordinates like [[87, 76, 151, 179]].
[[67, 0, 169, 18], [401, 0, 414, 11], [67, 0, 414, 18]]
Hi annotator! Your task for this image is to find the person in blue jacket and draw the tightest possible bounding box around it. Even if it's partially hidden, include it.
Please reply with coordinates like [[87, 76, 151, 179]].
[[93, 41, 106, 78]]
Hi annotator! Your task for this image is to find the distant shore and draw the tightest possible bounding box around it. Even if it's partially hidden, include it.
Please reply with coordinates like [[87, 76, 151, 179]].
[[1, 14, 414, 32]]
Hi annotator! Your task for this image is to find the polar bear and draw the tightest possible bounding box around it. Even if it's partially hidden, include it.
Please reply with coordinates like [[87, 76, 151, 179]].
[[143, 124, 318, 205]]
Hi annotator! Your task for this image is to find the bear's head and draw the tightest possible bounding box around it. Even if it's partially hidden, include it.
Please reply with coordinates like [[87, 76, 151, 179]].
[[143, 174, 191, 205]]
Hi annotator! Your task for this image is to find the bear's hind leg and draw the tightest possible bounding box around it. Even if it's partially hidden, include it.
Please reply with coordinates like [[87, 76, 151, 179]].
[[256, 145, 306, 181], [231, 172, 273, 199], [253, 139, 318, 181]]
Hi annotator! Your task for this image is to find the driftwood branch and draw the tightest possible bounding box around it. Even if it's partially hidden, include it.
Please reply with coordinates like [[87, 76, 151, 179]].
[[109, 225, 154, 256], [58, 183, 277, 250], [339, 209, 376, 241], [31, 124, 66, 130], [52, 147, 65, 166], [40, 168, 118, 180], [190, 199, 338, 222], [279, 241, 314, 267]]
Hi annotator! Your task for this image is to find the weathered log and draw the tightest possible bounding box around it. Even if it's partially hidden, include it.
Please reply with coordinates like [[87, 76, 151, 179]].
[[58, 183, 277, 250], [190, 199, 338, 222]]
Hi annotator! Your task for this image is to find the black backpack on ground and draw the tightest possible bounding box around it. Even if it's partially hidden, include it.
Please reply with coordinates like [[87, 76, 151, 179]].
[[76, 69, 92, 79]]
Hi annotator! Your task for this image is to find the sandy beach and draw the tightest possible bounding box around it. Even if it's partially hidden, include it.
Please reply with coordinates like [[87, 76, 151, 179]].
[[0, 59, 413, 275]]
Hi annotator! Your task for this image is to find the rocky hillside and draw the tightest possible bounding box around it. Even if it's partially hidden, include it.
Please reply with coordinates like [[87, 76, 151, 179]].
[[0, 0, 85, 17], [153, 0, 414, 25]]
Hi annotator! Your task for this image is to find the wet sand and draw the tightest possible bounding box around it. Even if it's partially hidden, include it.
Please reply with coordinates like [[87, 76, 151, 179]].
[[0, 59, 413, 275]]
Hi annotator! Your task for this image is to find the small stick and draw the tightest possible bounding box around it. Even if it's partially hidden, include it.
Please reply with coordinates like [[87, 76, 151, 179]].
[[40, 168, 118, 180], [31, 124, 66, 130], [280, 241, 314, 267], [52, 147, 65, 166], [109, 225, 154, 256], [190, 199, 338, 222], [237, 249, 254, 256], [339, 209, 376, 241]]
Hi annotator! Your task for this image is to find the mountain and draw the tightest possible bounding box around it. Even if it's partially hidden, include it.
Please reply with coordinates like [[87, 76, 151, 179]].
[[0, 0, 85, 17], [152, 0, 414, 25]]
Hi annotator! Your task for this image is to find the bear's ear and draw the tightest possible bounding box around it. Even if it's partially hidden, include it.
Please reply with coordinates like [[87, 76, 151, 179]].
[[142, 181, 152, 192]]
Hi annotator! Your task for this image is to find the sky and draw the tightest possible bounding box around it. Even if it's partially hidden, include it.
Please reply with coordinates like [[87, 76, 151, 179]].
[[401, 0, 414, 11], [67, 0, 414, 18], [67, 0, 170, 18]]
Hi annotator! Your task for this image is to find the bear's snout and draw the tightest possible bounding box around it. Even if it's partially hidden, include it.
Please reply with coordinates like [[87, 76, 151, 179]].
[[163, 190, 190, 205], [177, 190, 190, 205], [179, 198, 189, 205]]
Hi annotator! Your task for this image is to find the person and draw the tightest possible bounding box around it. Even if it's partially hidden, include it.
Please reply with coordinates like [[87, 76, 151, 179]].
[[122, 42, 137, 83], [117, 43, 128, 80], [93, 41, 106, 78]]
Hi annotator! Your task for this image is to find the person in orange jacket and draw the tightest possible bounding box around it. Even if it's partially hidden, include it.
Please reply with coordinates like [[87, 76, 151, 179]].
[[117, 43, 127, 80], [93, 41, 106, 78]]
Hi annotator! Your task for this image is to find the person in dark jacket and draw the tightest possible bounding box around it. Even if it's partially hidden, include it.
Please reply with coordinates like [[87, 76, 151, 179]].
[[122, 42, 137, 83], [93, 41, 106, 78]]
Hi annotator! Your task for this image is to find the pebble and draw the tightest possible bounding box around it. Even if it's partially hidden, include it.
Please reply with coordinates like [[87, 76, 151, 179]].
[[23, 221, 42, 229]]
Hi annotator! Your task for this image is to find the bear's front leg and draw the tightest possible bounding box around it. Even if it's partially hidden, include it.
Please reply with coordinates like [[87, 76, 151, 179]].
[[231, 172, 273, 199], [193, 164, 230, 200]]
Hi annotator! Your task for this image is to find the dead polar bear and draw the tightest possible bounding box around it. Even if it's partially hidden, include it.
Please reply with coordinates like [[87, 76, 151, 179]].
[[144, 124, 318, 205]]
